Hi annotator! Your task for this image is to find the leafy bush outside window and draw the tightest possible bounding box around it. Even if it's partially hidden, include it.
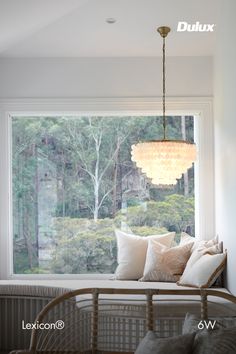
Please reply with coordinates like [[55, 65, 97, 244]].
[[12, 116, 195, 274]]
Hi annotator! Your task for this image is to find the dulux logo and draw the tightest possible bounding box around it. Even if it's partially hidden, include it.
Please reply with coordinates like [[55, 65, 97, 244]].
[[177, 21, 215, 32]]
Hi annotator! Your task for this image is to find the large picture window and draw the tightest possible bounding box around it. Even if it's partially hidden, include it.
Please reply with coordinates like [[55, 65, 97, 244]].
[[12, 115, 195, 274]]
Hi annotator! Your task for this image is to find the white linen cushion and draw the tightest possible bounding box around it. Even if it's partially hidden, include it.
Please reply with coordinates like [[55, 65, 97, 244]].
[[140, 239, 193, 282], [178, 252, 226, 288], [184, 243, 222, 270], [115, 230, 175, 280]]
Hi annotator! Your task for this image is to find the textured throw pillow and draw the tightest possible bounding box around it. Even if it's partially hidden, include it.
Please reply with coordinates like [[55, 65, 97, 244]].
[[180, 232, 196, 246], [177, 252, 226, 288], [191, 236, 219, 252], [115, 230, 175, 280], [180, 232, 219, 252], [193, 327, 236, 354], [184, 243, 222, 270], [135, 331, 195, 354], [140, 239, 194, 282]]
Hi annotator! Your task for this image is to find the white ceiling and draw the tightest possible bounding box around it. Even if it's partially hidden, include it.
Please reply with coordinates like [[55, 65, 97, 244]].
[[0, 0, 218, 58]]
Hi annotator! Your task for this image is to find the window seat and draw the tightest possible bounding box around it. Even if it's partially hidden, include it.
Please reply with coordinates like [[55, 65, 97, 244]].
[[0, 278, 231, 299]]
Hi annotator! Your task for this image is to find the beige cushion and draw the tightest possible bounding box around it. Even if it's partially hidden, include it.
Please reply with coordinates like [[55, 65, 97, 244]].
[[185, 243, 222, 271], [180, 232, 223, 286], [178, 252, 226, 288], [180, 232, 219, 252], [180, 232, 196, 246], [192, 238, 219, 252], [179, 233, 223, 285], [135, 331, 195, 354], [115, 230, 175, 280], [140, 239, 193, 282]]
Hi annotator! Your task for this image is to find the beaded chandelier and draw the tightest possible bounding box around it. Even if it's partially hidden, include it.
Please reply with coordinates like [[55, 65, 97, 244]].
[[131, 26, 196, 186]]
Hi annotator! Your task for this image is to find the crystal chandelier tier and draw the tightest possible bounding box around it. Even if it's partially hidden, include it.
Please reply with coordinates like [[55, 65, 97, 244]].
[[131, 26, 196, 186]]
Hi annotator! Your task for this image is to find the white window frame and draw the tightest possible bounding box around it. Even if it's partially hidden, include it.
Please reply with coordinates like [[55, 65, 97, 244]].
[[0, 97, 214, 280]]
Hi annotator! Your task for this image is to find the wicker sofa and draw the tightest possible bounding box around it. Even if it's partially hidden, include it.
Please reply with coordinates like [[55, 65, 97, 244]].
[[1, 281, 236, 354], [0, 283, 71, 354]]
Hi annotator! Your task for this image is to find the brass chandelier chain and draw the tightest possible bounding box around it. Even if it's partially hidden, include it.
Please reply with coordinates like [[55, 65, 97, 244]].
[[157, 26, 170, 140], [162, 35, 166, 139], [131, 25, 196, 186]]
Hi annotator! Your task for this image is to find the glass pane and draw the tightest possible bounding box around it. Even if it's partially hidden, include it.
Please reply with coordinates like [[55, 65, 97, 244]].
[[12, 116, 195, 274]]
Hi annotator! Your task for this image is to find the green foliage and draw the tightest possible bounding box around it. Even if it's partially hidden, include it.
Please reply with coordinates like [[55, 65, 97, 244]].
[[115, 196, 194, 233], [23, 267, 50, 274], [49, 194, 193, 274], [131, 226, 167, 236], [12, 116, 195, 274], [156, 195, 195, 233], [50, 218, 117, 273]]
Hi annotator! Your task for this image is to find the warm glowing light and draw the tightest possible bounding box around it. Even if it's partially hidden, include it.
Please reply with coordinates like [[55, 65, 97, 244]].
[[131, 140, 196, 185], [131, 26, 197, 186]]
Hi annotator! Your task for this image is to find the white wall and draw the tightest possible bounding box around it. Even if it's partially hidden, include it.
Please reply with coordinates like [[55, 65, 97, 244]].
[[0, 56, 212, 98], [214, 0, 236, 294], [0, 54, 214, 279]]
